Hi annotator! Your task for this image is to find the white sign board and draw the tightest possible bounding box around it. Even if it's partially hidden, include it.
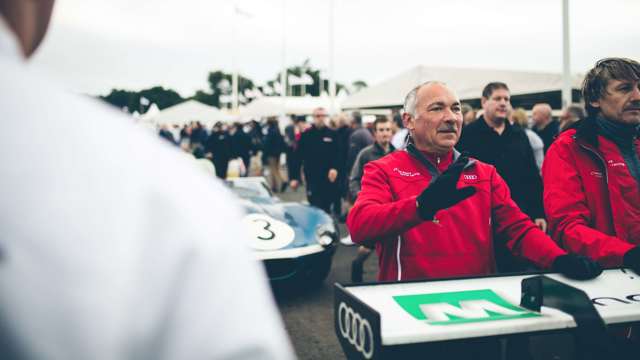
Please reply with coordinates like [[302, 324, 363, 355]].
[[345, 269, 640, 346]]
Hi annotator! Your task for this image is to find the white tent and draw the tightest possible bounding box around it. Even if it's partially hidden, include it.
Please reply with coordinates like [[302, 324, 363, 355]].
[[239, 96, 338, 118], [342, 65, 584, 110], [148, 100, 236, 127]]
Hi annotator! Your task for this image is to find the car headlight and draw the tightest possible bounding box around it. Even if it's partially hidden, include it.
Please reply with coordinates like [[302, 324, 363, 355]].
[[316, 224, 337, 247]]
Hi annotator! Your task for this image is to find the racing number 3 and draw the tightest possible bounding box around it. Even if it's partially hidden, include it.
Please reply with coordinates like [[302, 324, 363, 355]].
[[253, 219, 275, 241]]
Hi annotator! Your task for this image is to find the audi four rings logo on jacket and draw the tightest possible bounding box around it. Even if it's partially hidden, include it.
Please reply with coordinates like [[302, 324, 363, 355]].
[[338, 302, 374, 359]]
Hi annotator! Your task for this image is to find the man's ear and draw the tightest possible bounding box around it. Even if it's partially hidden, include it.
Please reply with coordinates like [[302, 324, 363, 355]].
[[480, 97, 487, 109], [402, 113, 414, 130]]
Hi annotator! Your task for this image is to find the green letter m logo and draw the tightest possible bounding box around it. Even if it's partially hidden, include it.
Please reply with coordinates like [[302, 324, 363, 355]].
[[393, 289, 540, 325]]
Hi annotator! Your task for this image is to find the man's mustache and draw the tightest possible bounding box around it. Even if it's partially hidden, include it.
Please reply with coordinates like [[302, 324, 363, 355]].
[[437, 124, 458, 132], [624, 102, 640, 110]]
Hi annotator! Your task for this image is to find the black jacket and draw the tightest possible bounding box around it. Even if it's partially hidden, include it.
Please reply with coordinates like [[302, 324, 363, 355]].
[[534, 119, 560, 153], [296, 125, 340, 188], [457, 116, 544, 219], [262, 126, 286, 158], [205, 130, 233, 160], [230, 129, 252, 158]]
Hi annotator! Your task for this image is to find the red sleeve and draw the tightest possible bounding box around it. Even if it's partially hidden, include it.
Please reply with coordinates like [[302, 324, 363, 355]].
[[542, 142, 633, 266], [346, 162, 423, 245], [490, 166, 566, 268]]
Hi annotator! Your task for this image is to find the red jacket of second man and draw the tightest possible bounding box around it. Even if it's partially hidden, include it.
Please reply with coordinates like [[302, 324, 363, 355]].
[[347, 149, 565, 282], [542, 121, 640, 267]]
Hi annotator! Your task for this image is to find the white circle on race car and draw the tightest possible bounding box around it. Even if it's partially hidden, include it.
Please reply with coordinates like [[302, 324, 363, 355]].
[[243, 214, 295, 250]]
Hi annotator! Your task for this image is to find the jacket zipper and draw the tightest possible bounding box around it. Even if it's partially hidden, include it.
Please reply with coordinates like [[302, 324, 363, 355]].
[[578, 142, 609, 184]]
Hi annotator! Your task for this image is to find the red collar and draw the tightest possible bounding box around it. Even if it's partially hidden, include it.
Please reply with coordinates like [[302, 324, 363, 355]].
[[420, 150, 453, 173]]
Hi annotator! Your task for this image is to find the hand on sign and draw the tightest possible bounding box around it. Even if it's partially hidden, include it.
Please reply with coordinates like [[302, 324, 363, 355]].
[[416, 156, 476, 220], [552, 254, 602, 280], [623, 246, 640, 275]]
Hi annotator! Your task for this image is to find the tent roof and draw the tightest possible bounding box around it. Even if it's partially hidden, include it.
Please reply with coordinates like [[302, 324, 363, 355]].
[[240, 96, 337, 118], [149, 100, 235, 126], [342, 65, 584, 110]]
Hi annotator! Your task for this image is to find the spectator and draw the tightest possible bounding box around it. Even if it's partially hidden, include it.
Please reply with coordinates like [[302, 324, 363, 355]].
[[287, 116, 308, 190], [0, 1, 294, 359], [511, 107, 544, 171], [262, 117, 286, 192], [543, 57, 640, 273], [542, 57, 640, 355], [345, 111, 374, 179], [457, 82, 547, 272], [348, 116, 395, 282], [190, 121, 208, 151], [229, 122, 252, 177], [334, 113, 352, 214], [391, 111, 409, 150], [205, 121, 233, 179], [461, 103, 476, 126], [559, 103, 586, 132], [295, 107, 340, 214], [532, 103, 559, 152]]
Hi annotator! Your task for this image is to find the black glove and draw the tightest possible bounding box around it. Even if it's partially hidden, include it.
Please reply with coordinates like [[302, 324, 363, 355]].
[[552, 254, 603, 280], [416, 156, 476, 220], [623, 246, 640, 274]]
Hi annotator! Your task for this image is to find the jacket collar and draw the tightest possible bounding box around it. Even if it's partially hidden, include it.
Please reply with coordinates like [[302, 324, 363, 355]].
[[373, 141, 395, 155], [405, 141, 461, 178], [574, 115, 601, 148]]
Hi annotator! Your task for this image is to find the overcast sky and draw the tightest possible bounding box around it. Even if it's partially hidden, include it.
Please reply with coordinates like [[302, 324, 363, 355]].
[[28, 0, 640, 97]]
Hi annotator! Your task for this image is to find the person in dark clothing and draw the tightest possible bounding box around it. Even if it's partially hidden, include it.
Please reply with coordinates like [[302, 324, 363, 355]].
[[190, 121, 208, 150], [333, 113, 353, 216], [229, 122, 252, 177], [247, 120, 264, 154], [532, 103, 560, 153], [348, 116, 395, 282], [457, 82, 547, 273], [286, 117, 308, 190], [262, 117, 286, 192], [205, 122, 232, 179], [559, 103, 586, 132], [296, 107, 340, 214], [345, 111, 374, 178], [158, 124, 177, 145]]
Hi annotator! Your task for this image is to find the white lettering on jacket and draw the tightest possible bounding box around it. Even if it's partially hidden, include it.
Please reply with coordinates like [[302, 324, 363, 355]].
[[607, 160, 626, 167], [463, 174, 478, 180], [393, 168, 421, 177]]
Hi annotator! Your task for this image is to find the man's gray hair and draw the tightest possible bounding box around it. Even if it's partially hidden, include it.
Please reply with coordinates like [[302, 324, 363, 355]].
[[402, 81, 445, 117]]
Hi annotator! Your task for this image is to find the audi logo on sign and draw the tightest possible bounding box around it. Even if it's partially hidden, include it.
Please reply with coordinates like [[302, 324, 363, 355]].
[[338, 302, 374, 359]]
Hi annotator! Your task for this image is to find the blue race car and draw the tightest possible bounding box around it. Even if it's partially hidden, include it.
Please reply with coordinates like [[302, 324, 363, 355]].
[[226, 177, 338, 284]]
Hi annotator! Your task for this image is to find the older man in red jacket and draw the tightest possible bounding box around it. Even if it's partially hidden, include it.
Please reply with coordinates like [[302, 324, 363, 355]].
[[543, 58, 640, 273], [347, 81, 601, 282]]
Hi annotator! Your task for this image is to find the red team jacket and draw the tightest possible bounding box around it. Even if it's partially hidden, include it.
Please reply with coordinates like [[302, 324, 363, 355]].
[[543, 127, 640, 267], [347, 149, 566, 282]]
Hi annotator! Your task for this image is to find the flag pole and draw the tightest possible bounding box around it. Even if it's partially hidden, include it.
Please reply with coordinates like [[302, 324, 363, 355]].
[[562, 0, 572, 108]]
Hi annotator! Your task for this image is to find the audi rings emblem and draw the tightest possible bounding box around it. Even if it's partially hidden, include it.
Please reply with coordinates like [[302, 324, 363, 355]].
[[338, 302, 374, 359]]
